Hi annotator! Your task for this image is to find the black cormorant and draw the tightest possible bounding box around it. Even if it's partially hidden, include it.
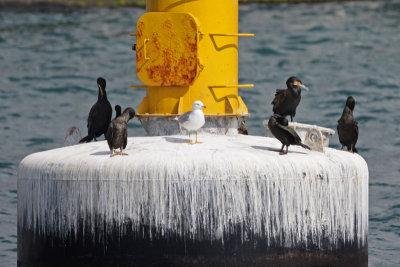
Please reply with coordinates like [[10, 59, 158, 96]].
[[337, 96, 358, 153], [268, 114, 310, 154], [106, 107, 135, 157], [115, 105, 122, 118], [238, 119, 248, 135], [79, 77, 112, 143], [271, 76, 309, 122]]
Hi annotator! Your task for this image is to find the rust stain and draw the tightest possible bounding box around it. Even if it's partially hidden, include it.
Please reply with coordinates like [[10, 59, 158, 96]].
[[163, 19, 172, 29], [137, 21, 144, 38], [188, 41, 197, 53], [139, 15, 198, 86], [136, 21, 145, 63], [189, 19, 196, 31]]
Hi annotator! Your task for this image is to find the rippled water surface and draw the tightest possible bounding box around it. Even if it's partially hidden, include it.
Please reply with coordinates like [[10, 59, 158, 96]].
[[1, 2, 400, 266]]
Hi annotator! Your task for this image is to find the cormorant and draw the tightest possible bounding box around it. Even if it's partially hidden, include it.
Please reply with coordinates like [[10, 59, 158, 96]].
[[115, 105, 122, 118], [337, 96, 358, 153], [268, 114, 310, 154], [271, 76, 309, 122], [238, 119, 248, 135], [80, 77, 112, 143], [106, 107, 136, 157], [178, 101, 206, 144]]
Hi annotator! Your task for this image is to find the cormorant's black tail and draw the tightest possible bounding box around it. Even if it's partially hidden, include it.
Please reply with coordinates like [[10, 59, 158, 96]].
[[79, 135, 93, 143], [352, 146, 358, 153], [299, 143, 311, 150]]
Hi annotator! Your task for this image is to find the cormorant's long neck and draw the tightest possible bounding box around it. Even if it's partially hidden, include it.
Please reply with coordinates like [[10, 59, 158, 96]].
[[98, 90, 107, 101], [122, 111, 131, 122], [289, 86, 301, 98], [342, 106, 352, 116]]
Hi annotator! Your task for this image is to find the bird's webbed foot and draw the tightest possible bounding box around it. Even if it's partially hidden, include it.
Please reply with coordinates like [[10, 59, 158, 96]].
[[279, 145, 288, 155], [110, 150, 117, 157], [187, 132, 194, 145], [119, 149, 128, 156]]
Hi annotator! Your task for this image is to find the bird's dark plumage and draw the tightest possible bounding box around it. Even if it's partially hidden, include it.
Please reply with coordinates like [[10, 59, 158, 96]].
[[106, 107, 135, 157], [268, 114, 310, 154], [80, 77, 112, 143], [115, 105, 122, 118], [271, 76, 309, 122], [337, 96, 358, 153], [238, 119, 248, 135]]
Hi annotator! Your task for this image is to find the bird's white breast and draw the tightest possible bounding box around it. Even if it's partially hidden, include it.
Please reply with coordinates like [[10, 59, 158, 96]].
[[181, 110, 205, 131]]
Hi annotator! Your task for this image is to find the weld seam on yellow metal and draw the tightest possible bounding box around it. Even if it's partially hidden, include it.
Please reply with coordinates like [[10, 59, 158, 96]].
[[209, 33, 255, 37], [209, 84, 254, 88]]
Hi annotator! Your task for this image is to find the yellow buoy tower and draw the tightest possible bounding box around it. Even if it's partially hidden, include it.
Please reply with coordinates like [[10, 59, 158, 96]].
[[131, 0, 254, 135]]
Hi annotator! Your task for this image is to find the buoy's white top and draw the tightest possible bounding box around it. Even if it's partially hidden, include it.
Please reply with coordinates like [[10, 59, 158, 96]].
[[178, 100, 205, 131], [18, 134, 368, 248]]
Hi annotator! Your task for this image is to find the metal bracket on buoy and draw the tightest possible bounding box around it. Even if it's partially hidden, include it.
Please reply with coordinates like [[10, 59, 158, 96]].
[[263, 120, 335, 152]]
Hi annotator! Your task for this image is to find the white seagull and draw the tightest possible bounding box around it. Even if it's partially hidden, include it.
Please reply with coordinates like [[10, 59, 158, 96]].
[[178, 100, 206, 144]]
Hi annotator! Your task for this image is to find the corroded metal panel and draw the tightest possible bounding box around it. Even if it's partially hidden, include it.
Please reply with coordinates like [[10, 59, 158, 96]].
[[136, 12, 198, 86]]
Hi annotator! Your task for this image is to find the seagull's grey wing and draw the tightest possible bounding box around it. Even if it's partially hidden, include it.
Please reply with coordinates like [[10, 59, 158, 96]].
[[178, 111, 191, 124]]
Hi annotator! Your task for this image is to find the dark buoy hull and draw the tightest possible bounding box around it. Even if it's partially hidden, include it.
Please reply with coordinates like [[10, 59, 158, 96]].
[[18, 222, 367, 266]]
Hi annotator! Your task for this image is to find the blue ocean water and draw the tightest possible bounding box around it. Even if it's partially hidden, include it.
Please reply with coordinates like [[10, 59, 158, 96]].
[[0, 1, 399, 266]]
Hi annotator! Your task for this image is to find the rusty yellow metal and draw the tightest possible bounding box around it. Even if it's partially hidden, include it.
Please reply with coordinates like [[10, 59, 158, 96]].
[[133, 0, 253, 117], [209, 84, 255, 89], [136, 12, 199, 87]]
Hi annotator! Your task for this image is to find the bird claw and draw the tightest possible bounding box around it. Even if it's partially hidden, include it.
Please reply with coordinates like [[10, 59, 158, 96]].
[[110, 152, 117, 157], [195, 141, 203, 144], [188, 141, 195, 145], [120, 152, 128, 156], [279, 151, 287, 155]]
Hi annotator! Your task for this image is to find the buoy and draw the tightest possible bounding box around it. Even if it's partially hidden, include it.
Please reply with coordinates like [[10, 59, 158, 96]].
[[17, 0, 369, 266], [18, 135, 368, 265]]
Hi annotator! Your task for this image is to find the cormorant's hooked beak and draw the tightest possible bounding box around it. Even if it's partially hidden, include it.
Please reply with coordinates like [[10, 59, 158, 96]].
[[295, 81, 309, 91], [300, 84, 309, 91]]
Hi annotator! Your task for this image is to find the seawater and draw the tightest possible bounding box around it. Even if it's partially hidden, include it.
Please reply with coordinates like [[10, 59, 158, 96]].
[[0, 2, 399, 266]]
